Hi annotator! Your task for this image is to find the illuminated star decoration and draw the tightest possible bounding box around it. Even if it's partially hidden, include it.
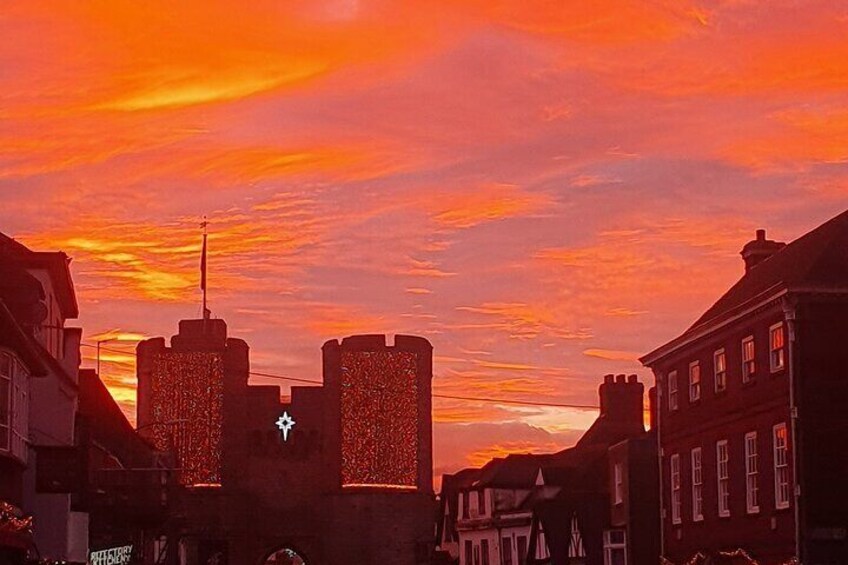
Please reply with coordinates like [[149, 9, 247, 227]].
[[275, 411, 296, 442]]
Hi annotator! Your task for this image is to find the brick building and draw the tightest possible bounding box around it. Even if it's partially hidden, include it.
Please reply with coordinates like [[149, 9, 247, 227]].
[[642, 211, 848, 564], [137, 324, 435, 565]]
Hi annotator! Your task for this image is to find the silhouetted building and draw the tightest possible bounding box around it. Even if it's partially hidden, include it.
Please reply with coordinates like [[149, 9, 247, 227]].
[[0, 262, 47, 564], [137, 325, 435, 565], [437, 468, 483, 563], [0, 233, 88, 564], [439, 375, 658, 565], [77, 368, 176, 564], [642, 210, 848, 564]]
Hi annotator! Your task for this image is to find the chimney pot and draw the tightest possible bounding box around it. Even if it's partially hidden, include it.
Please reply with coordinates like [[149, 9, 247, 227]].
[[741, 229, 785, 273], [627, 374, 637, 384], [604, 374, 614, 384], [615, 374, 625, 384]]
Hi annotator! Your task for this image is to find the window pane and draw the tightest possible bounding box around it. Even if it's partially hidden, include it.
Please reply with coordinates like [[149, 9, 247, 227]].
[[0, 379, 9, 426]]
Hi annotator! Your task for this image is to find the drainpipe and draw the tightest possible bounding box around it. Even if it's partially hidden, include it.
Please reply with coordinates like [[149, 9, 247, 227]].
[[784, 301, 803, 563], [656, 371, 666, 560]]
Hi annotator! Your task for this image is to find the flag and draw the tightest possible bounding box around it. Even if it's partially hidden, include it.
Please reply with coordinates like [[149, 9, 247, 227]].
[[200, 233, 207, 291]]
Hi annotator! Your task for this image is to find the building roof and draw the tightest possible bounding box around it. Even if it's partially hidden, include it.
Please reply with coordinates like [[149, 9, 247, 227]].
[[437, 467, 482, 545], [574, 413, 644, 451], [476, 453, 549, 489], [0, 300, 47, 377], [78, 369, 155, 468], [643, 209, 848, 365], [0, 233, 79, 319]]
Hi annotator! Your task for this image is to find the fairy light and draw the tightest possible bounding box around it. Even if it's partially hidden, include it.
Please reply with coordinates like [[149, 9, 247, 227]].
[[150, 352, 224, 486], [340, 351, 419, 489]]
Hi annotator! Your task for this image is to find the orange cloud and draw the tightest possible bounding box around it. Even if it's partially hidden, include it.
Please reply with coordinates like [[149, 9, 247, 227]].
[[582, 348, 641, 362], [427, 184, 553, 230], [465, 441, 562, 467]]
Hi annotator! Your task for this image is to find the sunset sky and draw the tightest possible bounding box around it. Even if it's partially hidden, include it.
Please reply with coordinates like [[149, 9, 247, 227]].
[[2, 1, 847, 478]]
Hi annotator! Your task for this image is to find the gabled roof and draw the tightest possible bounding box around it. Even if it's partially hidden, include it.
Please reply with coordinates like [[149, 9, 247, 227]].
[[0, 300, 47, 376], [643, 209, 848, 365], [437, 467, 482, 544], [575, 413, 644, 451], [0, 233, 79, 319], [477, 453, 549, 489]]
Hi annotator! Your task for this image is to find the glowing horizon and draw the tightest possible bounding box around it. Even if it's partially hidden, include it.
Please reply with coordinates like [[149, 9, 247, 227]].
[[2, 1, 847, 479]]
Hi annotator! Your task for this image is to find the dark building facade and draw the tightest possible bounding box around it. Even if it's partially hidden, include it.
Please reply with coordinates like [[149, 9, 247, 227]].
[[528, 375, 658, 565], [440, 374, 658, 565], [137, 324, 435, 565], [0, 263, 47, 563], [77, 368, 174, 565], [642, 211, 848, 565]]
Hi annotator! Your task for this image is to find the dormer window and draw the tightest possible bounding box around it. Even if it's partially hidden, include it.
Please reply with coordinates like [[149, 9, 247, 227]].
[[742, 336, 755, 383], [770, 323, 785, 372]]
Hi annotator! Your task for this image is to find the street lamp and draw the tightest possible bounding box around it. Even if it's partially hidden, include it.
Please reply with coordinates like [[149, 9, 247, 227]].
[[95, 337, 117, 376]]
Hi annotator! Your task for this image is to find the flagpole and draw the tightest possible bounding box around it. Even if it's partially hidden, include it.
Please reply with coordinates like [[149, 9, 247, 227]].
[[201, 217, 209, 321]]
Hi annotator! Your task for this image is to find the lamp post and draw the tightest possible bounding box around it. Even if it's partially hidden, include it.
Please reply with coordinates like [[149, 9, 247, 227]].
[[95, 337, 117, 376]]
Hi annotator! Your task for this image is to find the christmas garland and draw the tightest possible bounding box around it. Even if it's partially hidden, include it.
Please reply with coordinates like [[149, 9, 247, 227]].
[[660, 549, 799, 565], [0, 501, 33, 534]]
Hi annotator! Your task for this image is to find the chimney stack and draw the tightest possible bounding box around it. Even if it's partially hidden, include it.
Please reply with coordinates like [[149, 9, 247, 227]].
[[741, 229, 785, 273], [599, 373, 644, 430]]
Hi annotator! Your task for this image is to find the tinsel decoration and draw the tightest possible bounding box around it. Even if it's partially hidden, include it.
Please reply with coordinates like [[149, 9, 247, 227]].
[[0, 501, 33, 534]]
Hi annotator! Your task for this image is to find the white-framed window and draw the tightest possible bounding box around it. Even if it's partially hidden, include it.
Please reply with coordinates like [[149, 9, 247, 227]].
[[689, 361, 701, 402], [742, 336, 756, 382], [517, 535, 528, 565], [691, 448, 703, 521], [668, 371, 679, 411], [714, 349, 727, 392], [464, 540, 473, 565], [568, 513, 585, 558], [0, 352, 11, 452], [502, 536, 514, 565], [0, 351, 28, 463], [770, 323, 786, 372], [745, 432, 759, 513], [477, 489, 486, 515], [614, 462, 624, 505], [773, 423, 790, 509], [603, 530, 627, 565], [670, 454, 682, 524], [481, 538, 490, 565], [716, 440, 730, 517]]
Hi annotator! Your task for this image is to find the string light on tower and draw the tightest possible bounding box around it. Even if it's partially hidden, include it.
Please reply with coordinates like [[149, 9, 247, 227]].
[[150, 352, 224, 487], [340, 350, 419, 489]]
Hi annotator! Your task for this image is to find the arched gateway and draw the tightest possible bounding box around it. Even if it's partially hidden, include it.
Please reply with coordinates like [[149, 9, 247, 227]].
[[262, 546, 308, 565]]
